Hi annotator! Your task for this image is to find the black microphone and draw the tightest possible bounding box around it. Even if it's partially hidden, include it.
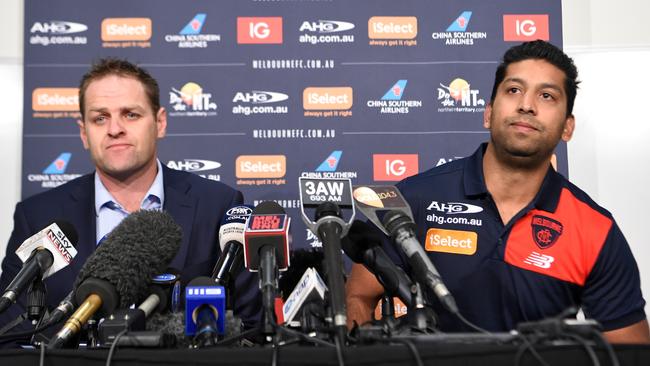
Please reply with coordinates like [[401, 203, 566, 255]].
[[48, 210, 181, 348], [314, 202, 348, 342], [298, 177, 355, 344], [382, 210, 458, 314], [0, 221, 78, 314], [243, 201, 291, 332], [342, 220, 415, 309], [212, 205, 253, 287]]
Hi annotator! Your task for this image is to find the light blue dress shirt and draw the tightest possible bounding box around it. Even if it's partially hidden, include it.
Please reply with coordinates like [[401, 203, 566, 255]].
[[94, 160, 165, 245]]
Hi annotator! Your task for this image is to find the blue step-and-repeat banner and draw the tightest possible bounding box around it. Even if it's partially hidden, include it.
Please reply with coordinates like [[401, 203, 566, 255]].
[[23, 0, 563, 251]]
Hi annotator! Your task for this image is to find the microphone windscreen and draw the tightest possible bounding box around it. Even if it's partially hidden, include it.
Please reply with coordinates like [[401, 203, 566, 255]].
[[146, 311, 189, 348], [343, 220, 384, 263], [54, 220, 79, 246], [252, 201, 286, 215], [74, 210, 182, 308]]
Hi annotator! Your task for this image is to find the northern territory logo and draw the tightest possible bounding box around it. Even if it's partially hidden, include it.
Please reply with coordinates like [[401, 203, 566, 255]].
[[164, 13, 221, 48], [232, 90, 289, 116], [27, 153, 82, 189], [431, 11, 487, 46], [367, 80, 422, 114], [168, 82, 217, 117], [301, 151, 358, 179], [299, 20, 355, 45], [29, 20, 88, 46], [437, 78, 485, 113], [166, 159, 221, 181], [531, 215, 563, 249]]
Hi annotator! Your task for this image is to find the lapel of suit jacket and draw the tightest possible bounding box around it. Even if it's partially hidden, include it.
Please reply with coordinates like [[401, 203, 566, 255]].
[[162, 166, 196, 270], [65, 174, 97, 274]]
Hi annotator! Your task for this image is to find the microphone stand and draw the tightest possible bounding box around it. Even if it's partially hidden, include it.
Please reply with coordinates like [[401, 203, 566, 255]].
[[259, 245, 279, 339]]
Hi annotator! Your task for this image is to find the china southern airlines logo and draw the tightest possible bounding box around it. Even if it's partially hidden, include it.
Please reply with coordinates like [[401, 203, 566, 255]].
[[531, 215, 563, 249], [43, 153, 71, 174], [382, 80, 407, 100], [426, 201, 483, 215], [181, 13, 206, 34], [446, 11, 472, 31], [523, 252, 555, 269], [316, 151, 342, 172]]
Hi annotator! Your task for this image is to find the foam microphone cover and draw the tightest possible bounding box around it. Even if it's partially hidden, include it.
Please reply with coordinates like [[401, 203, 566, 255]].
[[73, 210, 182, 308], [342, 220, 384, 263]]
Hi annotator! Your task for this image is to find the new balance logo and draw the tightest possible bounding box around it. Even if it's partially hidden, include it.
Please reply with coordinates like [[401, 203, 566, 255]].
[[523, 252, 554, 269]]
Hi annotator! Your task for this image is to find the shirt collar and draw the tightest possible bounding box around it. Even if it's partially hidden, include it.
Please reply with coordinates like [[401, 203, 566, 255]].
[[462, 142, 564, 213], [94, 159, 165, 214]]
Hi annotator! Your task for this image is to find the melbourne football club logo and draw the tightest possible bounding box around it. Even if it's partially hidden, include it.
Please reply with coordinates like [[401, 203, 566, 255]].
[[531, 215, 563, 249]]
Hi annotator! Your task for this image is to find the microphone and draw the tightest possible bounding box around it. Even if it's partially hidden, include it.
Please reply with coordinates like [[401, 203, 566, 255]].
[[298, 177, 355, 343], [342, 220, 415, 309], [98, 269, 180, 346], [243, 201, 291, 331], [382, 210, 458, 314], [0, 221, 78, 313], [351, 185, 458, 314], [185, 276, 226, 347], [48, 210, 181, 349], [282, 267, 327, 327], [212, 205, 253, 286]]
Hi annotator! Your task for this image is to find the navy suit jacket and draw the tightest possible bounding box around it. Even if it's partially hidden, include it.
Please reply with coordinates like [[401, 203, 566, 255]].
[[0, 165, 261, 335]]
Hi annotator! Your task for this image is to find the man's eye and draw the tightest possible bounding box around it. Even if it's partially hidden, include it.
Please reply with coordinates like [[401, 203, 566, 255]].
[[541, 92, 554, 100], [125, 112, 140, 120], [93, 115, 107, 124], [507, 87, 520, 94]]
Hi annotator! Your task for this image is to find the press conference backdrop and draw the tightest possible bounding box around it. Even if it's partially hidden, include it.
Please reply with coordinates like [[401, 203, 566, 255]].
[[23, 0, 563, 251]]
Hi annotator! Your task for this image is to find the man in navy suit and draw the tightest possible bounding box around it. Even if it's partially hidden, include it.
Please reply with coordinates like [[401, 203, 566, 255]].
[[0, 59, 260, 336]]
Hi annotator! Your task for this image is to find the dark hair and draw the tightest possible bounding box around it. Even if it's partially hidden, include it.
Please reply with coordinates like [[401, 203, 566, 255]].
[[78, 58, 160, 120], [490, 40, 579, 117]]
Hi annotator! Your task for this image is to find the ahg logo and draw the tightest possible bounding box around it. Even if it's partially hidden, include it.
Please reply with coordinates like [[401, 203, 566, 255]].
[[237, 17, 283, 44], [503, 15, 549, 41]]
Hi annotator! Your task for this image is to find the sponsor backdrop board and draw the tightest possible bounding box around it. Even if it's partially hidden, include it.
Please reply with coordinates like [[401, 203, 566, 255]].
[[24, 0, 563, 251]]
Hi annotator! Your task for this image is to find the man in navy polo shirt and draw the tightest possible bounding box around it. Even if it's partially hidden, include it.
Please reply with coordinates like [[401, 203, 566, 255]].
[[346, 40, 650, 343]]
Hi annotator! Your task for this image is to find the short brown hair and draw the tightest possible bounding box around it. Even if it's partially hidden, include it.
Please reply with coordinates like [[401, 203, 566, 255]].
[[78, 58, 160, 120]]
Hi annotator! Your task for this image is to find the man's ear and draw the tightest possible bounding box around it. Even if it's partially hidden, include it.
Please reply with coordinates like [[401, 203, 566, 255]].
[[483, 103, 492, 129], [156, 107, 167, 139], [77, 119, 89, 149], [561, 114, 575, 142]]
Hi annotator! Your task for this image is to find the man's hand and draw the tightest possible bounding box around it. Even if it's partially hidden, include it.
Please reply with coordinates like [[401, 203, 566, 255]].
[[345, 263, 385, 329]]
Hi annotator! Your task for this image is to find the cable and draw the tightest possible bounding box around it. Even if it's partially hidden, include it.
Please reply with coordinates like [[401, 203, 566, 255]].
[[105, 329, 128, 366], [0, 312, 28, 336], [590, 329, 620, 366], [455, 311, 491, 334], [334, 336, 346, 366], [514, 334, 551, 366], [388, 338, 424, 366], [39, 341, 45, 366], [562, 333, 600, 366], [0, 316, 62, 341]]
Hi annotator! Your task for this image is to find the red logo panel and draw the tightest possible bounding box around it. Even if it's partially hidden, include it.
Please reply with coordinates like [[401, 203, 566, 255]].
[[503, 15, 549, 41], [237, 17, 283, 44], [373, 154, 418, 181]]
